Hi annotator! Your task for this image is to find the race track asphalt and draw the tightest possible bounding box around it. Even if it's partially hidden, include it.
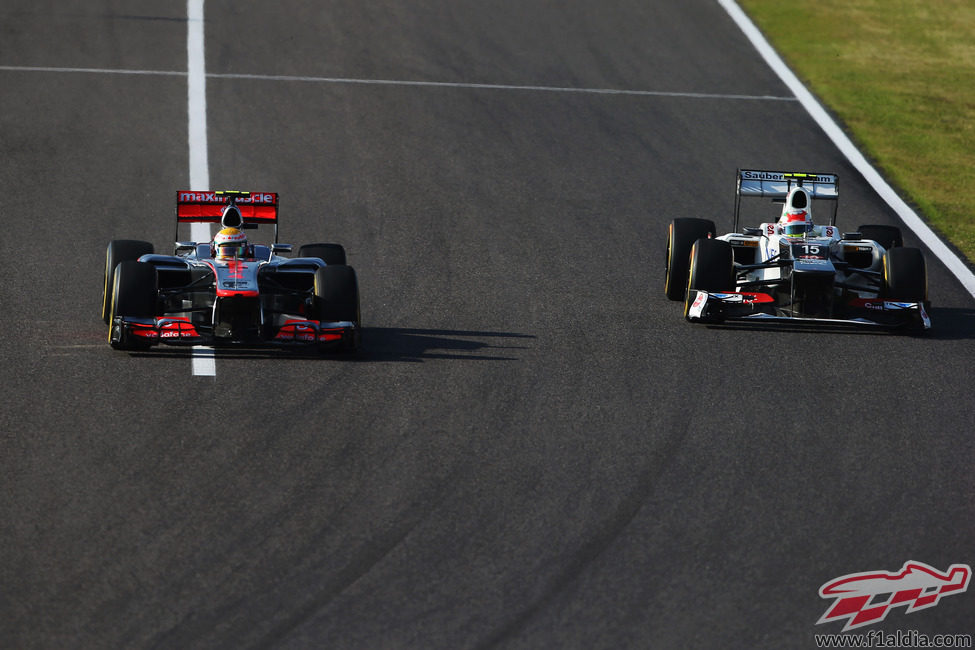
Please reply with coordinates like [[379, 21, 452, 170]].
[[2, 2, 973, 648]]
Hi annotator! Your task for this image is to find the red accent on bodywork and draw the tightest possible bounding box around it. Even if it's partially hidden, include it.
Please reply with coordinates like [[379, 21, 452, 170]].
[[130, 323, 160, 339], [157, 317, 200, 338], [275, 320, 347, 343], [129, 318, 200, 340], [740, 292, 775, 304], [225, 260, 245, 277], [204, 259, 258, 297], [177, 204, 277, 222], [176, 191, 278, 222], [215, 289, 259, 297], [275, 321, 317, 342]]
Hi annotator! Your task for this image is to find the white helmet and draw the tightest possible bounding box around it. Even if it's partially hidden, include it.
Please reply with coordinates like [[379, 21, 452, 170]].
[[779, 187, 813, 237], [213, 227, 248, 258]]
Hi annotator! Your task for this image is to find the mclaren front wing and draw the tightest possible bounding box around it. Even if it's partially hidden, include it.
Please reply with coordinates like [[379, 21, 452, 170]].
[[110, 316, 359, 349]]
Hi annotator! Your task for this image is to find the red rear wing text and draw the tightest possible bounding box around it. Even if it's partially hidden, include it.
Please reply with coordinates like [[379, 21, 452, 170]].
[[176, 191, 279, 223]]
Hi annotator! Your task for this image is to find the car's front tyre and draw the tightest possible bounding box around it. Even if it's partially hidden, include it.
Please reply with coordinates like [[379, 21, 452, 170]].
[[684, 238, 734, 322], [883, 247, 927, 301], [299, 243, 347, 266], [665, 218, 716, 301], [109, 261, 157, 350], [858, 224, 903, 251], [313, 265, 360, 352], [102, 240, 154, 323]]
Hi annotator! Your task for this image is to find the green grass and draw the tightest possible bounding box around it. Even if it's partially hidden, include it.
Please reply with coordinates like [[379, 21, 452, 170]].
[[737, 0, 975, 263]]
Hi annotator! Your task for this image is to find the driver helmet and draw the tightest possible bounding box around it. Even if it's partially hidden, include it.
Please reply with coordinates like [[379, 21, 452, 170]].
[[213, 227, 248, 258], [779, 187, 813, 237]]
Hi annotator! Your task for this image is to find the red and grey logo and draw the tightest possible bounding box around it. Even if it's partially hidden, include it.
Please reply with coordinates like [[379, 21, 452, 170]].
[[817, 561, 970, 631]]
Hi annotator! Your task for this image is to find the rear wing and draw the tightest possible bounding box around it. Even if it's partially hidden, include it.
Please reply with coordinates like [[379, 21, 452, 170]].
[[175, 190, 279, 242], [734, 169, 838, 231]]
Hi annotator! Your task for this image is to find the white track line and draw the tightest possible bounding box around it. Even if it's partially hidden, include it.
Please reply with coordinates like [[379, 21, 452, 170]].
[[718, 0, 975, 300], [0, 65, 794, 102], [0, 65, 184, 76], [210, 72, 798, 101], [187, 0, 215, 376]]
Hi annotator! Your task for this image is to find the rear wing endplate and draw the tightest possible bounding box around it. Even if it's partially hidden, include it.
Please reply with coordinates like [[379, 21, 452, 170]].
[[175, 190, 279, 242], [734, 169, 838, 232]]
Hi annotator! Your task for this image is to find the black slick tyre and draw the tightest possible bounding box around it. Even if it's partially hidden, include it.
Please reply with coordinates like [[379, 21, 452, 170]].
[[102, 240, 154, 323], [665, 218, 716, 300], [858, 225, 903, 251], [314, 265, 360, 352], [299, 243, 347, 266], [109, 261, 157, 350], [683, 238, 734, 321], [882, 247, 927, 301]]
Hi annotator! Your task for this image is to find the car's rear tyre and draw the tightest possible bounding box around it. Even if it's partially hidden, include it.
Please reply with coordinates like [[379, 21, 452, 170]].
[[883, 247, 927, 301], [102, 240, 154, 323], [665, 218, 716, 300], [109, 261, 157, 350], [684, 238, 734, 320], [314, 265, 360, 352], [299, 243, 347, 266], [858, 224, 903, 251]]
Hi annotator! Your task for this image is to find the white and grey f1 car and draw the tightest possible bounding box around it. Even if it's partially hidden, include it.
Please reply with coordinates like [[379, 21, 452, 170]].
[[102, 190, 361, 352], [664, 170, 931, 331]]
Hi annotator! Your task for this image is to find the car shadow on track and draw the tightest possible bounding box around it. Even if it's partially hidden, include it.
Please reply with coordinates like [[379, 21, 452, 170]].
[[924, 307, 975, 341], [127, 327, 535, 362], [356, 327, 535, 362]]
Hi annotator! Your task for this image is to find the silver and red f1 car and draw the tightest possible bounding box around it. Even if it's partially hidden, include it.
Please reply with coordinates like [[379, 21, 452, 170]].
[[664, 169, 931, 331], [102, 190, 361, 352]]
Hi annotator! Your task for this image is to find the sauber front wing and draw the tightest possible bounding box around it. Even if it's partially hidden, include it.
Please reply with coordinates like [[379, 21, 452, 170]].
[[685, 291, 932, 330], [110, 316, 357, 348]]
